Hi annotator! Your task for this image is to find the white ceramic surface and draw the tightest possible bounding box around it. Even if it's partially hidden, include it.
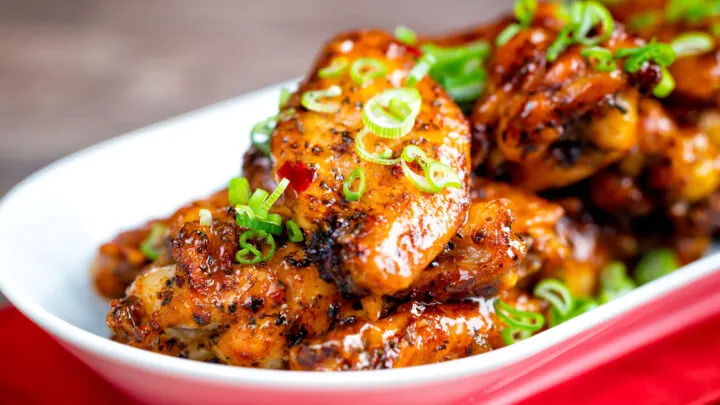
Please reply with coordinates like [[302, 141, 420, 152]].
[[1, 81, 718, 405]]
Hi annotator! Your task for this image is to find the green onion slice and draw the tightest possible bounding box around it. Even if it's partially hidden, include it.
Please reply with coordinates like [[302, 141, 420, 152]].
[[425, 161, 463, 191], [198, 209, 213, 226], [405, 53, 437, 87], [502, 327, 532, 346], [442, 70, 487, 103], [354, 128, 401, 165], [671, 32, 715, 58], [258, 178, 290, 212], [515, 0, 538, 27], [653, 66, 675, 98], [571, 1, 614, 46], [494, 299, 545, 332], [362, 88, 422, 139], [616, 42, 676, 72], [350, 58, 388, 86], [248, 188, 269, 213], [301, 85, 342, 113], [395, 25, 417, 45], [496, 23, 522, 46], [236, 213, 283, 235], [140, 223, 168, 261], [343, 167, 366, 202], [421, 40, 491, 71], [598, 261, 636, 303], [229, 177, 251, 206], [319, 57, 349, 79], [534, 279, 575, 319], [286, 220, 304, 243], [633, 248, 679, 285], [547, 25, 573, 62], [580, 46, 617, 71], [236, 230, 276, 264]]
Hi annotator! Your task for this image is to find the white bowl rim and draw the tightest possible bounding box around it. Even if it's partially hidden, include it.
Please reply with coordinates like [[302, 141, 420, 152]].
[[1, 81, 718, 391]]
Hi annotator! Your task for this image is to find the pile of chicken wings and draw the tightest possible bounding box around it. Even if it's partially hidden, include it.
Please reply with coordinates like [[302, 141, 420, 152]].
[[94, 0, 720, 371]]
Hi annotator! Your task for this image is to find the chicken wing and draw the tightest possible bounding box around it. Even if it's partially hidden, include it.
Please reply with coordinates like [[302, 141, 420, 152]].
[[471, 3, 661, 191], [289, 289, 543, 371], [609, 0, 720, 106], [271, 30, 471, 297]]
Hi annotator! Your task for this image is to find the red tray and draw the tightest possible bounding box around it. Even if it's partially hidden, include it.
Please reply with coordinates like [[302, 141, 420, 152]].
[[1, 306, 719, 405]]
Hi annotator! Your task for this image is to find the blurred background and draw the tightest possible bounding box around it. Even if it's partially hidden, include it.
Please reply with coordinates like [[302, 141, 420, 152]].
[[0, 0, 510, 197]]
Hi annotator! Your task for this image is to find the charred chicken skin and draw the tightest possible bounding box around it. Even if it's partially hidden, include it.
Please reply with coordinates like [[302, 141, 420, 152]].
[[471, 3, 661, 191], [271, 30, 472, 297]]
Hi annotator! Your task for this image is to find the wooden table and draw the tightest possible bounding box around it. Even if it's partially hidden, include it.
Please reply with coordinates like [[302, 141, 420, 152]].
[[0, 0, 509, 197]]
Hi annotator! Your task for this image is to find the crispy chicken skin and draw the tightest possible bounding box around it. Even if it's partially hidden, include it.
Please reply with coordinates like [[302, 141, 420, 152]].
[[271, 30, 472, 297], [289, 289, 543, 371], [472, 181, 610, 296], [471, 4, 661, 191], [609, 0, 720, 106]]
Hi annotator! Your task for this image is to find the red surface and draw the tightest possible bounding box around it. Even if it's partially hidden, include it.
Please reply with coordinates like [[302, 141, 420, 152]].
[[0, 306, 719, 405]]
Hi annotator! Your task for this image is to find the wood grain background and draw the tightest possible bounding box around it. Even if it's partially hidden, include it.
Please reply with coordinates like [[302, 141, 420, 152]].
[[0, 0, 511, 197]]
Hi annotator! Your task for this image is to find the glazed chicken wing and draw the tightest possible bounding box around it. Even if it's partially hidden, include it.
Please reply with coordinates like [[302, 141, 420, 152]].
[[609, 0, 720, 106], [471, 3, 661, 191], [271, 30, 471, 297], [289, 289, 543, 371]]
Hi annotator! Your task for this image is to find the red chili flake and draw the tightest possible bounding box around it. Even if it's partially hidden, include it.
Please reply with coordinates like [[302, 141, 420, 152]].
[[278, 161, 316, 193], [405, 45, 423, 58]]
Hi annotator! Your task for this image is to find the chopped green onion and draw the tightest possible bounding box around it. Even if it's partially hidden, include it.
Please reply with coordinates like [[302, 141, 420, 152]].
[[354, 128, 400, 165], [229, 177, 251, 206], [494, 299, 545, 332], [442, 70, 487, 103], [425, 161, 463, 190], [547, 26, 574, 62], [248, 188, 269, 212], [421, 40, 491, 71], [598, 261, 636, 303], [653, 66, 676, 98], [140, 223, 168, 261], [301, 85, 342, 113], [259, 178, 290, 212], [533, 279, 575, 319], [235, 213, 283, 235], [394, 25, 417, 45], [286, 220, 304, 243], [570, 297, 598, 318], [665, 0, 720, 24], [671, 32, 715, 58], [342, 168, 366, 202], [616, 42, 676, 73], [350, 58, 388, 86], [515, 0, 538, 27], [628, 12, 660, 31], [580, 46, 617, 71], [318, 57, 349, 79], [198, 209, 213, 226], [362, 88, 422, 139], [570, 1, 614, 46], [405, 53, 436, 87], [234, 204, 255, 219], [250, 116, 276, 156], [633, 248, 679, 285], [502, 327, 532, 345], [279, 88, 291, 109], [236, 230, 276, 264], [496, 23, 523, 46]]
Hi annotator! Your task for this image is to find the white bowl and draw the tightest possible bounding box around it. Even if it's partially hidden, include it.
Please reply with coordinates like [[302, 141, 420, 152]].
[[1, 81, 719, 405]]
